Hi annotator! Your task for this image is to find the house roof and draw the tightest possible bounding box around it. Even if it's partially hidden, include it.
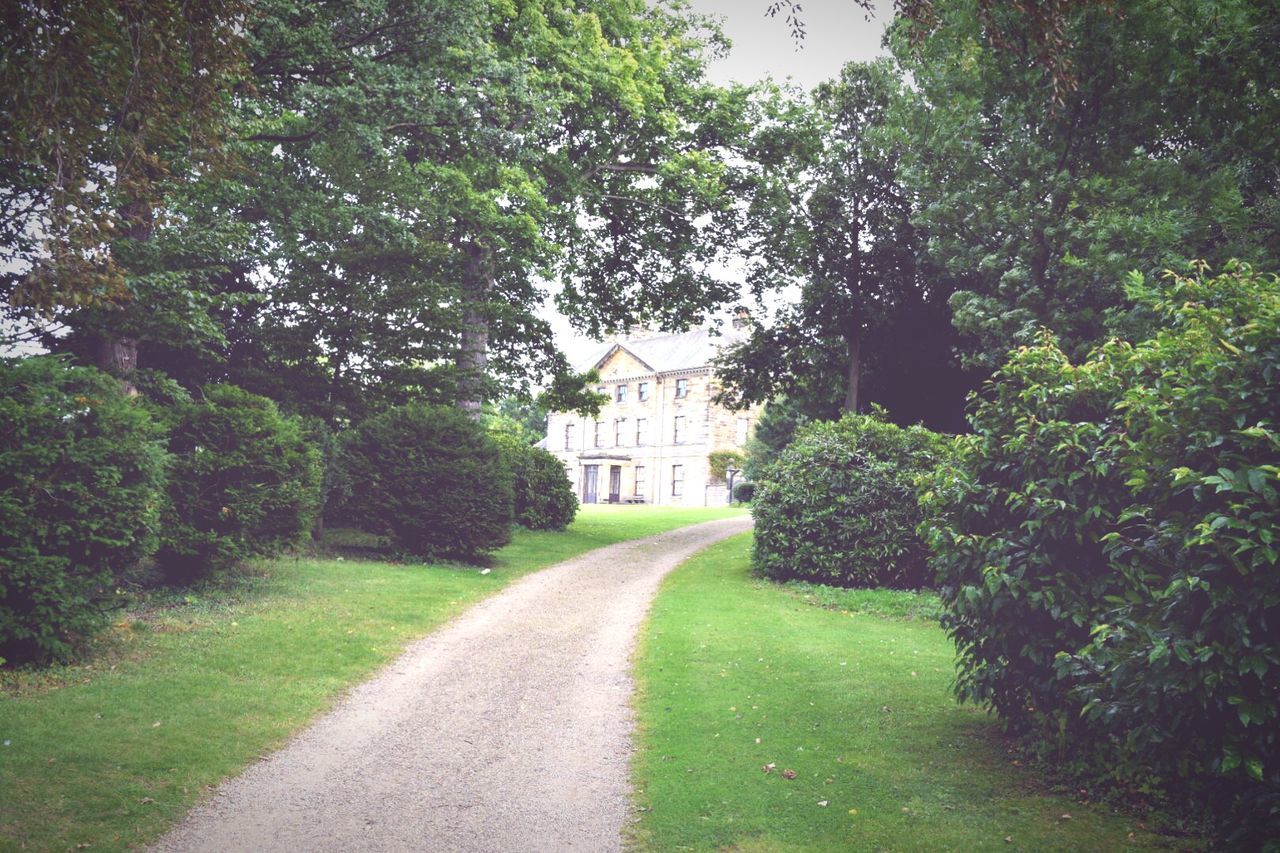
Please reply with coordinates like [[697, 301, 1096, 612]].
[[579, 327, 746, 376]]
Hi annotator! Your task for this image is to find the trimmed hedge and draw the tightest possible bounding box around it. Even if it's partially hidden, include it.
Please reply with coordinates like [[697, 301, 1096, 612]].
[[494, 435, 578, 531], [752, 411, 952, 588], [0, 357, 166, 664], [154, 384, 320, 583], [344, 403, 513, 560], [919, 263, 1280, 843]]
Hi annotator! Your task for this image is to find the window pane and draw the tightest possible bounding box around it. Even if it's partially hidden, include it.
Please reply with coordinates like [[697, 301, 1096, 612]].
[[635, 417, 648, 445], [634, 465, 646, 496], [671, 464, 684, 496], [616, 385, 627, 403], [638, 382, 649, 401]]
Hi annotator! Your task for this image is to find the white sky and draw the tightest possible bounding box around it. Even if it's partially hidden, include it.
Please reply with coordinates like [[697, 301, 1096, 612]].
[[549, 0, 894, 368]]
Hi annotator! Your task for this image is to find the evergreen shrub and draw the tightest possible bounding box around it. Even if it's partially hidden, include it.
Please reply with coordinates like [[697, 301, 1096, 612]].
[[919, 263, 1279, 843], [493, 435, 577, 531], [344, 404, 513, 560], [732, 481, 755, 503], [154, 384, 319, 583], [752, 410, 952, 588], [0, 357, 166, 664]]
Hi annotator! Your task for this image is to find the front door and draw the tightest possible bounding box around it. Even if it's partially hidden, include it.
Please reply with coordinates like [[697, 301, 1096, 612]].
[[608, 465, 622, 503], [583, 465, 599, 504]]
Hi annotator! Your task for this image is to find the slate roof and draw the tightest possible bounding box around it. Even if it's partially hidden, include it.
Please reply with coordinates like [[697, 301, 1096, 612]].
[[579, 327, 747, 375]]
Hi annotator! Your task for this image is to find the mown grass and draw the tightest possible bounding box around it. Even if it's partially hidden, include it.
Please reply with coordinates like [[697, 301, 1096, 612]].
[[0, 504, 744, 853], [630, 533, 1202, 851]]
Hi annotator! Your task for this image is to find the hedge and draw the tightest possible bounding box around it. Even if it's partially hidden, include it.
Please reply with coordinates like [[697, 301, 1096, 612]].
[[919, 263, 1279, 844], [0, 357, 166, 664], [343, 403, 513, 561], [752, 410, 952, 588]]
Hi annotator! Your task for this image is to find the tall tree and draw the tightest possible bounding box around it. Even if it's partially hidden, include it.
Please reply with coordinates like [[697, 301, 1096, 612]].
[[891, 0, 1280, 371], [1, 0, 247, 384], [715, 61, 966, 427]]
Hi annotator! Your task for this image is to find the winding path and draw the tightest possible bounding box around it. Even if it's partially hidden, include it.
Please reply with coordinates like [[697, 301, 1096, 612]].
[[153, 515, 752, 852]]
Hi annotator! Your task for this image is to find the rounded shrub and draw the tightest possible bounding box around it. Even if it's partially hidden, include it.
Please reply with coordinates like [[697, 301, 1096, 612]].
[[154, 384, 320, 584], [732, 481, 755, 503], [752, 410, 953, 588], [343, 403, 513, 561], [493, 435, 577, 531], [0, 357, 166, 665], [919, 263, 1280, 843]]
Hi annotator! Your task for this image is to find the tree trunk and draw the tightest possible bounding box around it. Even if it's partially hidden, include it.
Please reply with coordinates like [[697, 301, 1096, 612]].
[[458, 243, 493, 416], [843, 328, 862, 414], [95, 196, 152, 395]]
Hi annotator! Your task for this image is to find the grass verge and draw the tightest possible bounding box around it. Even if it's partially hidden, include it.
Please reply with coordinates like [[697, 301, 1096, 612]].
[[630, 533, 1202, 851], [0, 505, 744, 852]]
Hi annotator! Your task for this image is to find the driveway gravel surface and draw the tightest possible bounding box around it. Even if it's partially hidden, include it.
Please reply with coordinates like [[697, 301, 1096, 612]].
[[152, 514, 752, 853]]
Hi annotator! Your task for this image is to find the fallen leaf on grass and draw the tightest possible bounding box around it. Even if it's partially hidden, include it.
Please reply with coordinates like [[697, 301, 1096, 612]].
[[762, 763, 776, 773], [782, 769, 797, 779]]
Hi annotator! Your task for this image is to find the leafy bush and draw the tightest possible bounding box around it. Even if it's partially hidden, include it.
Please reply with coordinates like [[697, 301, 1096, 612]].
[[752, 410, 953, 588], [732, 481, 755, 503], [493, 435, 577, 531], [0, 357, 166, 664], [344, 403, 513, 560], [154, 384, 320, 583], [919, 263, 1279, 842]]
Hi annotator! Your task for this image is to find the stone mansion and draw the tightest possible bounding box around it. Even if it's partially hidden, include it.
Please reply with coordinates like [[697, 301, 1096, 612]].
[[543, 325, 761, 507]]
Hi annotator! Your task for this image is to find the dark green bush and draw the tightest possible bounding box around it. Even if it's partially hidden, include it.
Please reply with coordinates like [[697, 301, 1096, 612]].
[[752, 410, 953, 588], [919, 263, 1279, 843], [493, 435, 577, 531], [344, 403, 513, 560], [732, 481, 755, 503], [154, 384, 319, 583], [0, 357, 166, 665]]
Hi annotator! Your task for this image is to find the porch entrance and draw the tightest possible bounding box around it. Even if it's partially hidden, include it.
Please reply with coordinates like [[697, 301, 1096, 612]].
[[608, 465, 622, 503]]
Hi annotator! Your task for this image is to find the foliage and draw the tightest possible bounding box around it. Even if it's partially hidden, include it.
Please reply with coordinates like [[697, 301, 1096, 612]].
[[707, 450, 745, 481], [154, 384, 320, 584], [343, 404, 513, 561], [0, 0, 247, 313], [731, 482, 755, 504], [715, 62, 967, 427], [890, 0, 1279, 373], [492, 433, 578, 531], [753, 411, 953, 588], [0, 357, 166, 665], [919, 263, 1280, 842], [742, 398, 813, 481]]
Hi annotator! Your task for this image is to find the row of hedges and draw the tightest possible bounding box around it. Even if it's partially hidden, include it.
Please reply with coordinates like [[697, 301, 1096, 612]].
[[1, 363, 320, 664], [749, 263, 1278, 843], [2, 365, 577, 666]]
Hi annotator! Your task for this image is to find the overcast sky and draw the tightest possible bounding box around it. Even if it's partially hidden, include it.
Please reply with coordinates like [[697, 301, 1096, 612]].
[[551, 0, 895, 368], [692, 0, 893, 89]]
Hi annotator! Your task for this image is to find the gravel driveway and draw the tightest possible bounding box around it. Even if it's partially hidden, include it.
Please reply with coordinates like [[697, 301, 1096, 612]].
[[152, 514, 752, 852]]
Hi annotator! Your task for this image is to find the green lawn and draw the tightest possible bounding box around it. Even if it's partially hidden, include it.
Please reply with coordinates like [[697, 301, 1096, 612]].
[[630, 533, 1201, 852], [0, 505, 743, 853]]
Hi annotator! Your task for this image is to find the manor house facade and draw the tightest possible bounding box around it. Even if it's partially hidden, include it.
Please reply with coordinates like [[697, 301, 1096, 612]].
[[544, 325, 761, 507]]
